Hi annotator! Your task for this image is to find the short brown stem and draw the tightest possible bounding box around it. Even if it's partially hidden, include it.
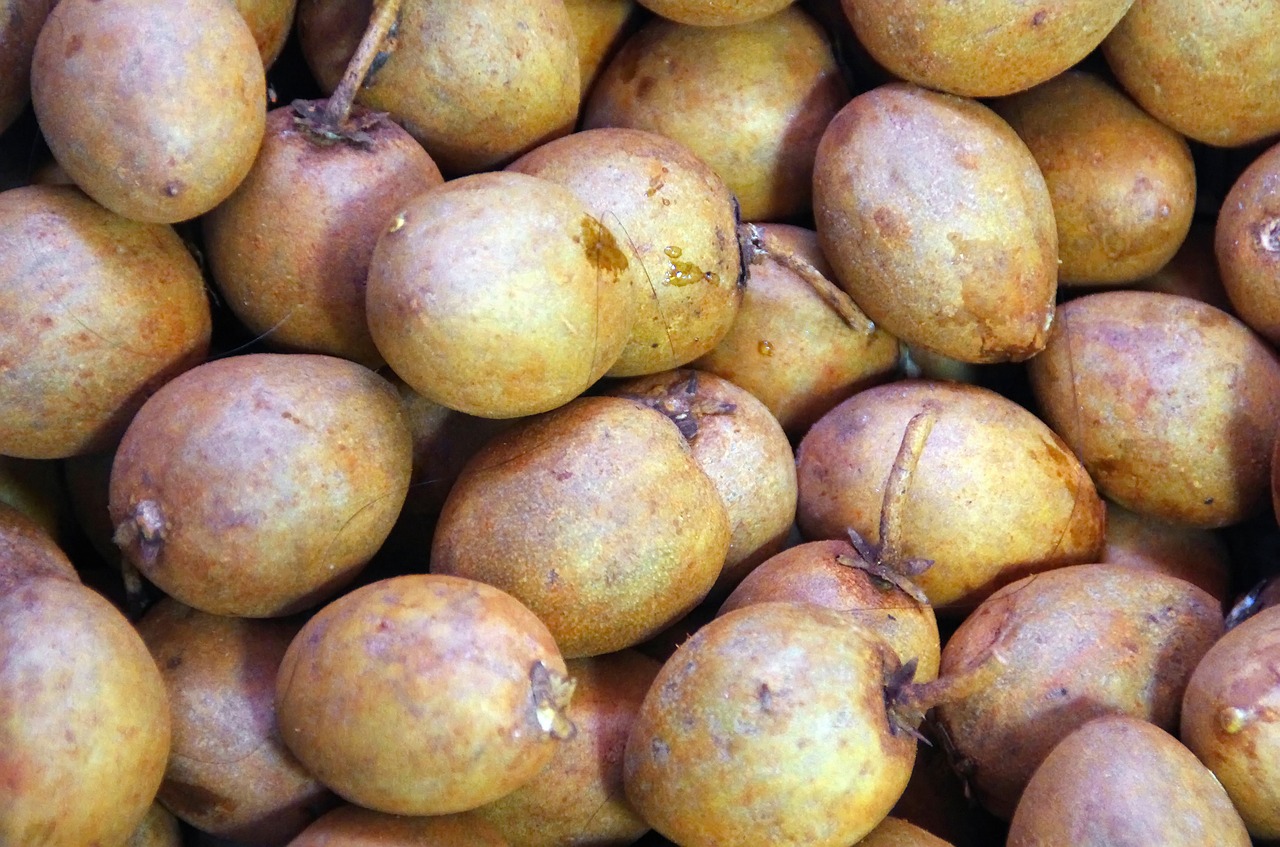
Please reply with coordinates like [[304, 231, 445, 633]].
[[322, 0, 405, 128], [878, 408, 937, 567]]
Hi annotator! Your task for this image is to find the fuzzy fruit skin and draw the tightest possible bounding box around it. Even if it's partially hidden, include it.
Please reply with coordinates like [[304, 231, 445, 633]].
[[137, 599, 336, 845], [935, 564, 1223, 820], [431, 396, 730, 658], [844, 0, 1133, 98], [1026, 290, 1280, 528], [31, 0, 266, 223], [1215, 140, 1280, 346], [1180, 605, 1280, 839], [0, 0, 57, 134], [275, 574, 570, 816], [624, 601, 915, 847], [813, 83, 1057, 364], [0, 185, 212, 459], [584, 7, 849, 221], [288, 805, 509, 847], [1008, 716, 1251, 846], [204, 105, 443, 369], [108, 353, 412, 618], [0, 578, 172, 847]]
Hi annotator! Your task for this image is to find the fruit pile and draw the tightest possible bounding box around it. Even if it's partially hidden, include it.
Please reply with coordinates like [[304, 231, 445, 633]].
[[2, 1, 1280, 845]]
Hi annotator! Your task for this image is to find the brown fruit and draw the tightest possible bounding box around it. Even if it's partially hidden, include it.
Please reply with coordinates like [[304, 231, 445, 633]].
[[1026, 290, 1280, 527], [126, 804, 183, 847], [431, 395, 730, 658], [934, 564, 1223, 819], [1180, 605, 1280, 839], [0, 578, 171, 847], [994, 70, 1196, 286], [635, 0, 793, 26], [843, 0, 1134, 97], [0, 185, 212, 459], [858, 817, 955, 847], [1215, 140, 1280, 344], [365, 171, 635, 418], [1131, 221, 1232, 311], [109, 353, 413, 617], [1008, 716, 1251, 846], [288, 805, 509, 847], [0, 0, 57, 134], [507, 127, 743, 377], [0, 501, 77, 594], [564, 0, 637, 98], [584, 6, 849, 221], [813, 83, 1057, 363], [203, 104, 444, 368], [1101, 500, 1231, 604], [233, 0, 297, 68], [31, 0, 266, 222], [275, 574, 573, 816]]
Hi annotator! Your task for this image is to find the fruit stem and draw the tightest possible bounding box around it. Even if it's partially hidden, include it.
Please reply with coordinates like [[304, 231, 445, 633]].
[[738, 222, 876, 335], [322, 0, 405, 128], [886, 645, 1009, 738], [878, 408, 936, 568]]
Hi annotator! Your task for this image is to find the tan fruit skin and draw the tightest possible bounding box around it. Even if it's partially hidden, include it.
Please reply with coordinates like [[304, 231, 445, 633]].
[[204, 106, 443, 368], [125, 804, 183, 847], [564, 0, 636, 97], [995, 70, 1196, 286], [584, 7, 849, 221], [636, 0, 793, 26], [0, 185, 212, 459], [1026, 290, 1280, 528], [1101, 500, 1231, 604], [31, 0, 266, 223], [1181, 606, 1280, 839], [0, 579, 172, 847], [845, 0, 1134, 97], [276, 574, 568, 816], [1008, 716, 1251, 846], [935, 565, 1223, 820], [232, 0, 296, 68], [0, 502, 78, 593], [509, 127, 743, 377], [1103, 0, 1280, 147], [858, 817, 955, 847], [290, 806, 509, 847], [813, 83, 1058, 364], [1215, 140, 1280, 345], [431, 396, 730, 658], [795, 380, 1105, 610]]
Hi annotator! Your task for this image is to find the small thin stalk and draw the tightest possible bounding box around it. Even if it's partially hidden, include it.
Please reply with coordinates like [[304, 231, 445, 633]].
[[878, 408, 937, 568], [321, 0, 405, 128]]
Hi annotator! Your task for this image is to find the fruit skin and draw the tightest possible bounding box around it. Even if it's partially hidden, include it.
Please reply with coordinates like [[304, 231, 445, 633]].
[[635, 0, 793, 26], [275, 574, 571, 816], [0, 501, 78, 593], [0, 0, 57, 134], [288, 805, 509, 847], [30, 0, 266, 223], [0, 577, 172, 847], [1215, 139, 1280, 345]]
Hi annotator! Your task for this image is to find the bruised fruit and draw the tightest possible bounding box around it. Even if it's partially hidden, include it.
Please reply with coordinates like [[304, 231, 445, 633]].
[[31, 0, 266, 223], [431, 395, 730, 658], [0, 185, 212, 459], [275, 574, 573, 816], [1, 578, 171, 847], [1180, 605, 1280, 839], [366, 171, 634, 418], [934, 564, 1223, 819], [109, 354, 412, 617], [813, 83, 1057, 363], [624, 601, 917, 846], [1026, 290, 1280, 527], [1007, 716, 1251, 846]]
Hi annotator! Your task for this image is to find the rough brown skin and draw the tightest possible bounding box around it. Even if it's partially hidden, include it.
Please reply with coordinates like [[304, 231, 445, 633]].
[[694, 224, 900, 437], [813, 83, 1058, 364], [1007, 716, 1251, 846], [476, 651, 661, 847], [0, 578, 171, 847], [1215, 140, 1280, 345], [636, 0, 793, 26], [30, 0, 266, 223], [583, 6, 849, 221], [233, 0, 297, 68], [109, 354, 413, 618], [366, 171, 635, 419], [1026, 290, 1280, 528], [858, 817, 955, 847], [289, 805, 509, 846], [0, 0, 57, 134], [1103, 0, 1280, 147], [795, 380, 1106, 611], [275, 574, 572, 816], [844, 0, 1133, 98], [431, 395, 730, 658], [204, 105, 443, 368], [1131, 222, 1232, 311], [607, 369, 797, 595], [934, 564, 1224, 820], [624, 601, 917, 847], [0, 185, 212, 459], [1101, 500, 1231, 605], [994, 71, 1196, 286], [564, 0, 636, 98], [125, 804, 182, 847], [719, 539, 941, 681], [0, 502, 78, 594], [507, 127, 743, 377], [1180, 605, 1280, 839], [136, 599, 336, 845]]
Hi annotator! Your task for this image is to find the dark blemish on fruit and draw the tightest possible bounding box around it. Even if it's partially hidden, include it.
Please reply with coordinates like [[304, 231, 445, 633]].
[[161, 780, 239, 818], [165, 655, 183, 670], [651, 737, 670, 765], [1259, 218, 1280, 253], [65, 35, 84, 58], [636, 76, 656, 98], [578, 216, 629, 276], [553, 469, 573, 481], [757, 682, 774, 713], [872, 207, 910, 241], [1204, 497, 1215, 505], [1031, 9, 1047, 26], [164, 181, 183, 197]]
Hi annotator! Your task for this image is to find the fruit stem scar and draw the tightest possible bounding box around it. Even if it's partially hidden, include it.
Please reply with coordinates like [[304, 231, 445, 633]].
[[113, 499, 168, 568], [1260, 217, 1280, 253]]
